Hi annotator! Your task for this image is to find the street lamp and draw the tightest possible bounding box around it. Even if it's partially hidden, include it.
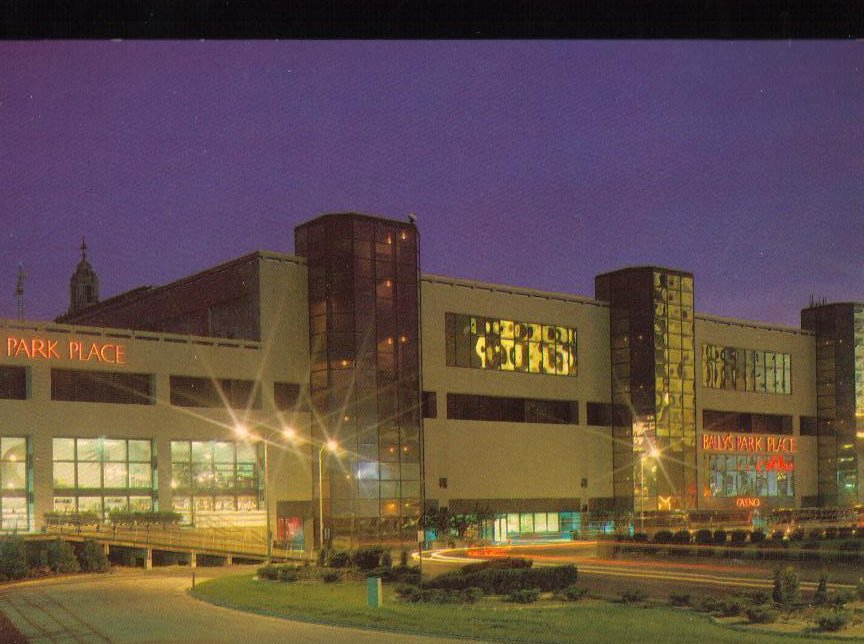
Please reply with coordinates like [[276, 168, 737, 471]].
[[235, 424, 295, 560], [640, 446, 661, 533], [318, 439, 339, 550]]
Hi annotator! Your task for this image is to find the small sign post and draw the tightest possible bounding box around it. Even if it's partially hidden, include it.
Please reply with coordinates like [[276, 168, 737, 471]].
[[367, 576, 383, 608]]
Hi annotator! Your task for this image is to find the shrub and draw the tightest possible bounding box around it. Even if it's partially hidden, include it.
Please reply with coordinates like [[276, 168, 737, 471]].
[[770, 530, 785, 542], [654, 530, 673, 544], [257, 564, 300, 582], [460, 557, 533, 573], [506, 588, 540, 604], [351, 546, 388, 570], [46, 539, 80, 574], [395, 584, 482, 604], [462, 586, 484, 603], [814, 574, 829, 605], [808, 528, 824, 540], [669, 592, 690, 607], [399, 548, 410, 568], [816, 608, 851, 632], [555, 585, 588, 601], [772, 567, 800, 607], [25, 542, 49, 572], [78, 540, 108, 572], [824, 527, 838, 540], [328, 550, 351, 568], [619, 588, 647, 604], [694, 529, 713, 545], [730, 529, 748, 545], [317, 548, 332, 566], [746, 605, 778, 624], [712, 529, 727, 545], [0, 536, 29, 581], [748, 590, 771, 605], [672, 529, 692, 544], [699, 596, 721, 613], [428, 564, 576, 594], [632, 532, 649, 543], [395, 584, 421, 602], [789, 528, 805, 542], [749, 529, 766, 544], [855, 527, 864, 539], [837, 527, 854, 539], [829, 590, 853, 608], [721, 597, 746, 617], [321, 571, 340, 583]]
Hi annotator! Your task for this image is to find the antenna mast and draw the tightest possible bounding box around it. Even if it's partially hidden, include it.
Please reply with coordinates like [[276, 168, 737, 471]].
[[15, 264, 26, 320]]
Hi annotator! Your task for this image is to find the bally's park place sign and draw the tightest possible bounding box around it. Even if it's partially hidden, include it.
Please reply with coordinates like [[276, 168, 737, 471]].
[[6, 336, 127, 365]]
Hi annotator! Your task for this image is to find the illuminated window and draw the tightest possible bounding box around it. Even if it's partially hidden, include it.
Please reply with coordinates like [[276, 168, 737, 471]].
[[170, 440, 260, 525], [445, 313, 577, 376], [0, 437, 28, 531], [705, 453, 795, 498], [51, 437, 154, 517], [702, 344, 791, 395]]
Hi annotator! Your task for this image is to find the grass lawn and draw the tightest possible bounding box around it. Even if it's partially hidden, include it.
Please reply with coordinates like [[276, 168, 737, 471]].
[[192, 574, 835, 643]]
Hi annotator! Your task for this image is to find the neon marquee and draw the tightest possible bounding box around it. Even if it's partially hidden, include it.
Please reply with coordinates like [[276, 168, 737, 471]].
[[6, 336, 126, 365], [702, 432, 797, 454]]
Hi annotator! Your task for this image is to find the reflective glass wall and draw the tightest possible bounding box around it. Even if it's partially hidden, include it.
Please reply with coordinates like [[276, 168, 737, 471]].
[[596, 267, 697, 515], [801, 303, 864, 506], [296, 214, 421, 545]]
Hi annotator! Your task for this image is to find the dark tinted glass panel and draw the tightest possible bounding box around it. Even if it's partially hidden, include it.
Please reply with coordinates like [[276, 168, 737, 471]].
[[52, 369, 153, 405], [274, 382, 301, 410], [586, 402, 612, 426], [702, 409, 792, 435], [447, 393, 577, 424], [170, 376, 260, 409], [0, 366, 27, 400], [799, 416, 818, 436]]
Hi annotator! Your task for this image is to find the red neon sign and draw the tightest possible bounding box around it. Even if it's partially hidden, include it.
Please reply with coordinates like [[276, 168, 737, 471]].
[[736, 497, 761, 508], [703, 433, 797, 454], [6, 337, 126, 365]]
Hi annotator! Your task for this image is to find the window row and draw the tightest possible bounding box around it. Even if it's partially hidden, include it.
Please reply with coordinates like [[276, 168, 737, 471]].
[[53, 438, 154, 490], [1, 366, 302, 410], [702, 344, 791, 395], [447, 393, 578, 424], [702, 410, 793, 435], [445, 313, 577, 376]]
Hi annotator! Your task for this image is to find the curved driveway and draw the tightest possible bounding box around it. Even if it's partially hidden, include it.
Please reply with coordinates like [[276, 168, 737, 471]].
[[0, 566, 471, 644]]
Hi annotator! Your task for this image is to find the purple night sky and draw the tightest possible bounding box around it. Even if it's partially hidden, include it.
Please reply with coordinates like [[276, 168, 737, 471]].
[[1, 41, 861, 327]]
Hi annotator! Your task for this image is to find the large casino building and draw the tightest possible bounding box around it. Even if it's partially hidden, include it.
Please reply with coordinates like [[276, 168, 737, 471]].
[[0, 213, 862, 548]]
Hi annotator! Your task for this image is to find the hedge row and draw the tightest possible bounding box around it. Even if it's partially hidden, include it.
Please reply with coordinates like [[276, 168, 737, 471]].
[[44, 511, 182, 527], [427, 564, 577, 594], [318, 546, 393, 570], [1, 536, 108, 582], [626, 527, 864, 546]]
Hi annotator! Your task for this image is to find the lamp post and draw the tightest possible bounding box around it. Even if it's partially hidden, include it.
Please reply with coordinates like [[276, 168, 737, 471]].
[[640, 446, 661, 533], [235, 425, 294, 560], [318, 439, 338, 550]]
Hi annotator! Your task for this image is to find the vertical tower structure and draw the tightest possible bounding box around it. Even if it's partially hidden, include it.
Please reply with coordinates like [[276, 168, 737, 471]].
[[595, 267, 697, 516], [295, 214, 422, 545], [68, 240, 100, 316], [801, 303, 864, 506]]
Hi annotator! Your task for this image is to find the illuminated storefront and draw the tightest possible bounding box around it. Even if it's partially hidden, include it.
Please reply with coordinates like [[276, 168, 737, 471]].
[[703, 432, 797, 507]]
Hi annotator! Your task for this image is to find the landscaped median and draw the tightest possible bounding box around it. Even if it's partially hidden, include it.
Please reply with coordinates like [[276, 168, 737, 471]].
[[188, 550, 842, 643]]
